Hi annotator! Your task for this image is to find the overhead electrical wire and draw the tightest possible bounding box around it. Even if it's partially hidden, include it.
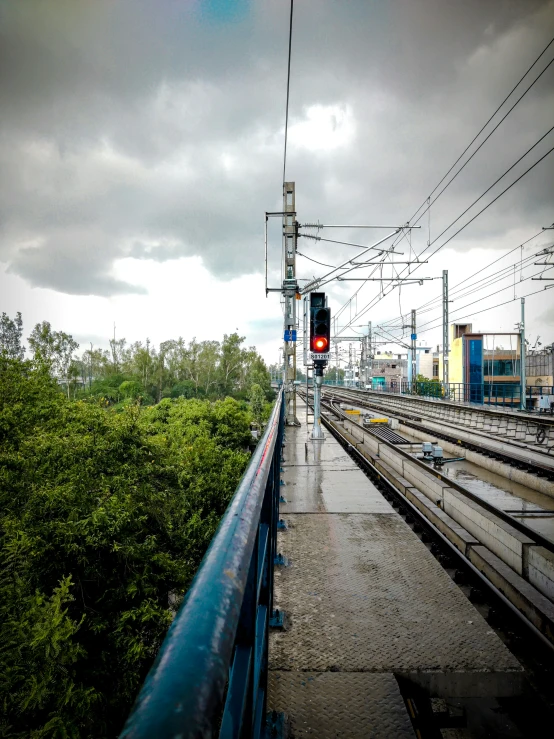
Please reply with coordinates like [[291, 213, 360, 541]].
[[395, 228, 547, 317], [413, 284, 553, 339], [406, 245, 550, 320], [423, 126, 554, 254], [296, 251, 338, 269], [378, 260, 552, 344], [421, 252, 544, 307], [333, 244, 405, 322], [414, 266, 551, 333], [301, 233, 405, 253], [378, 235, 552, 332], [334, 38, 554, 336], [416, 145, 554, 262], [407, 53, 554, 236], [282, 0, 294, 185], [399, 35, 554, 233], [369, 246, 552, 349], [338, 142, 554, 335]]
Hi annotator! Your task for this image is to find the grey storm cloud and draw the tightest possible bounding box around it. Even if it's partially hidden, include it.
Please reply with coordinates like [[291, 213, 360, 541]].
[[0, 0, 553, 297]]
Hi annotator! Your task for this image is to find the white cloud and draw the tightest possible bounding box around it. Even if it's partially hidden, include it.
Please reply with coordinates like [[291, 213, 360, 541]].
[[289, 104, 356, 152]]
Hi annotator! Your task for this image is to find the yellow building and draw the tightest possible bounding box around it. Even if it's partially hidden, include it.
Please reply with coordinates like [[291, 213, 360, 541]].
[[438, 324, 522, 405]]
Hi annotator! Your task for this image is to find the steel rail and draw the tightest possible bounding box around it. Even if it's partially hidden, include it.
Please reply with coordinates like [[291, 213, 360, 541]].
[[339, 385, 554, 427], [327, 387, 554, 475], [121, 390, 284, 739]]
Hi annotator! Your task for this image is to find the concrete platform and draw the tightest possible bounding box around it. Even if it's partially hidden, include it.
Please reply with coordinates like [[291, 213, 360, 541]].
[[267, 402, 522, 737], [268, 672, 414, 738]]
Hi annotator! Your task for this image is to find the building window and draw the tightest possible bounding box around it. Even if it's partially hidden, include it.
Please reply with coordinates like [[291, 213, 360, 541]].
[[483, 359, 520, 376]]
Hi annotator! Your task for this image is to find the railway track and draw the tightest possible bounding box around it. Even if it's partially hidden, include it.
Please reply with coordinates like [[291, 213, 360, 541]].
[[323, 386, 554, 482]]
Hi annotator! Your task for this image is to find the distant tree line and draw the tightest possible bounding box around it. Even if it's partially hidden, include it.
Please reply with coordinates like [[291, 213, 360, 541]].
[[0, 312, 274, 737], [0, 312, 273, 405]]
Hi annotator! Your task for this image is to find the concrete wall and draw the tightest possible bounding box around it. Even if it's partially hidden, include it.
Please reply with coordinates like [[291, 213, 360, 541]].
[[418, 351, 433, 380], [529, 547, 554, 601], [442, 489, 534, 576]]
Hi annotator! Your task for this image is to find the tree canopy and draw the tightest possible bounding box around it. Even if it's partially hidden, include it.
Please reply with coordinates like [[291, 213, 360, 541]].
[[0, 314, 274, 738], [0, 313, 273, 406]]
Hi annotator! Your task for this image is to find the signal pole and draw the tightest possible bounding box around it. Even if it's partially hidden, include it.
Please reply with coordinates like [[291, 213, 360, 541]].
[[309, 292, 330, 440], [520, 297, 526, 411], [442, 270, 449, 394], [411, 309, 417, 392], [283, 182, 300, 425], [367, 321, 372, 388]]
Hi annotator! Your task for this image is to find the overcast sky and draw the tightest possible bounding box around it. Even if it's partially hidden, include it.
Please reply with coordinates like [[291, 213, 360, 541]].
[[1, 0, 553, 364]]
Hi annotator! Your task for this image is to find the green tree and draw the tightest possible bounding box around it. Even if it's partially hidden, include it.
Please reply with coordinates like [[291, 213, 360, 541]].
[[28, 322, 80, 398], [249, 383, 266, 428], [325, 366, 345, 383], [0, 312, 25, 359], [108, 337, 127, 375], [0, 358, 252, 737], [218, 333, 246, 396], [119, 379, 144, 400], [81, 346, 110, 390]]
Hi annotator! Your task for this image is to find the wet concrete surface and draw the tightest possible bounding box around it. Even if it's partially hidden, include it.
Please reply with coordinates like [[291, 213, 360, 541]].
[[268, 399, 525, 738]]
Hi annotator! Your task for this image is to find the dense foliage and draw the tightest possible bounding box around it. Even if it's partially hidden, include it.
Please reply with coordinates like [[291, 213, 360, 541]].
[[1, 312, 273, 407], [76, 332, 271, 405], [0, 313, 273, 737]]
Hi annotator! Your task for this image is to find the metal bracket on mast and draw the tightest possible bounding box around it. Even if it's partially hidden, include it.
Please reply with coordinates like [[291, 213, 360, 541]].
[[283, 183, 300, 426]]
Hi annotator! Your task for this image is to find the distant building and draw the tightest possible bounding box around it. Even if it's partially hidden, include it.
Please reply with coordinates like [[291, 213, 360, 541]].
[[369, 352, 407, 389], [416, 347, 433, 379], [526, 346, 554, 387], [440, 323, 522, 404]]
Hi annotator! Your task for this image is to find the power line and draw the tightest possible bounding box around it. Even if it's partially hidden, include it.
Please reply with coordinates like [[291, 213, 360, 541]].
[[406, 35, 554, 228], [339, 143, 554, 334], [421, 144, 554, 262], [414, 246, 548, 317], [403, 229, 546, 316], [335, 39, 554, 334], [282, 0, 294, 185], [296, 252, 337, 269], [414, 266, 551, 334], [378, 256, 550, 342], [417, 123, 554, 260], [408, 54, 554, 240], [414, 284, 552, 339], [301, 233, 405, 253], [379, 230, 551, 328]]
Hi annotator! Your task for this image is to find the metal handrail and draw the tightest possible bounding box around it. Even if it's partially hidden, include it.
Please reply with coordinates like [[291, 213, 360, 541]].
[[120, 389, 284, 739]]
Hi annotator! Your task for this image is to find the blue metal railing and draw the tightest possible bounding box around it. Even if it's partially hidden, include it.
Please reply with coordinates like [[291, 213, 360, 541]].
[[120, 389, 284, 739]]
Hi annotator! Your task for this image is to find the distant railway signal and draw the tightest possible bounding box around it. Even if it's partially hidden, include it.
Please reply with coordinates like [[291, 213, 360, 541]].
[[310, 292, 331, 361]]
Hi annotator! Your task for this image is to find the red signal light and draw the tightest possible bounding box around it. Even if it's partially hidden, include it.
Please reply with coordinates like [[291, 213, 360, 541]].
[[314, 337, 328, 352]]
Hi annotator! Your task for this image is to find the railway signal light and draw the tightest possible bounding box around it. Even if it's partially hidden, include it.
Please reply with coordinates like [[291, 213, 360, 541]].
[[310, 292, 331, 359]]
